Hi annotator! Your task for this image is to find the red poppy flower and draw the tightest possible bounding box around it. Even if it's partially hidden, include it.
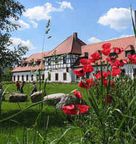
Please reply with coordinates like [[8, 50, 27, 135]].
[[102, 48, 111, 56], [102, 43, 111, 50], [103, 79, 115, 87], [86, 78, 94, 87], [83, 64, 94, 73], [90, 52, 101, 62], [94, 71, 110, 79], [62, 104, 77, 115], [80, 58, 91, 65], [106, 57, 115, 64], [94, 71, 101, 79], [103, 71, 111, 78], [77, 104, 90, 114], [128, 54, 136, 64], [103, 79, 108, 87], [111, 59, 121, 67], [113, 47, 123, 54], [111, 67, 121, 76], [73, 90, 82, 99], [78, 78, 94, 89], [73, 68, 85, 77], [62, 104, 90, 115], [120, 59, 128, 67]]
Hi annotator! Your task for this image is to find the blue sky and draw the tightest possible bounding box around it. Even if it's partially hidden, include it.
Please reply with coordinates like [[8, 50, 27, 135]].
[[11, 0, 136, 55]]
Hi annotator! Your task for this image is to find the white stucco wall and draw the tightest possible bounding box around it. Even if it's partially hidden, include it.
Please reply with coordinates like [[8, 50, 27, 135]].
[[12, 64, 136, 83], [12, 71, 40, 82], [45, 68, 73, 83], [122, 64, 136, 79]]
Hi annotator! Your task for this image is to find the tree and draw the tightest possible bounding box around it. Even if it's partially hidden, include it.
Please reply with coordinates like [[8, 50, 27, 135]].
[[0, 0, 28, 81]]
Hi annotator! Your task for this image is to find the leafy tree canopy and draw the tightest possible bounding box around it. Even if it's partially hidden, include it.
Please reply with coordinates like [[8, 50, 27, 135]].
[[0, 0, 28, 80]]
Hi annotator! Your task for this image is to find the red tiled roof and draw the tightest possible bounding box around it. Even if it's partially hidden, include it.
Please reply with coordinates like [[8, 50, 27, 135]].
[[12, 52, 49, 72], [82, 36, 136, 60], [12, 64, 45, 72], [12, 33, 86, 73], [12, 35, 135, 73], [46, 33, 86, 57], [26, 52, 49, 62]]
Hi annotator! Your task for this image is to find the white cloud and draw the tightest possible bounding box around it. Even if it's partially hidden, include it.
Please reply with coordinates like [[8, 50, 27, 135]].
[[10, 37, 35, 50], [23, 1, 73, 22], [98, 8, 131, 30], [59, 1, 73, 10], [88, 37, 102, 43], [30, 20, 38, 28], [10, 18, 30, 30], [119, 34, 133, 38], [17, 20, 30, 30], [24, 3, 54, 21]]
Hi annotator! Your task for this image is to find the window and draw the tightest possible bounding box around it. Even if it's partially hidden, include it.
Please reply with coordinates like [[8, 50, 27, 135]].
[[48, 58, 51, 66], [125, 50, 135, 57], [63, 56, 67, 64], [133, 68, 136, 77], [42, 74, 45, 80], [76, 75, 80, 81], [17, 75, 20, 81], [26, 75, 29, 81], [66, 67, 69, 72], [121, 69, 125, 76], [55, 73, 58, 81], [109, 52, 118, 58], [31, 75, 33, 81], [23, 62, 27, 67], [36, 60, 41, 65], [55, 56, 59, 64], [22, 75, 24, 81], [63, 73, 67, 81], [13, 76, 15, 81], [84, 52, 89, 58]]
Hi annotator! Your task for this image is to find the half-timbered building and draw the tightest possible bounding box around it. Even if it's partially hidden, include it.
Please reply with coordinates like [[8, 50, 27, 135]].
[[12, 33, 136, 82]]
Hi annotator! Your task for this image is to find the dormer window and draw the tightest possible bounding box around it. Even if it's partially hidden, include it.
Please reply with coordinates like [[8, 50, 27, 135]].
[[36, 60, 41, 65], [125, 50, 135, 57], [22, 62, 27, 67], [125, 45, 135, 57], [28, 62, 34, 66], [109, 52, 118, 59]]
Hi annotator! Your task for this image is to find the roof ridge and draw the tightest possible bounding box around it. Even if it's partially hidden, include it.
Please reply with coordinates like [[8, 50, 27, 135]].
[[105, 35, 134, 42], [86, 35, 135, 47]]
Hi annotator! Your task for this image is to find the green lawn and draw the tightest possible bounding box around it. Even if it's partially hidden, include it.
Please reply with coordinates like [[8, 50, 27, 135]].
[[0, 82, 80, 144]]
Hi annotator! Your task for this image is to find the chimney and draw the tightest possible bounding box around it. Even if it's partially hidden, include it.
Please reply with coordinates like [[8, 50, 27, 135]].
[[73, 32, 78, 40]]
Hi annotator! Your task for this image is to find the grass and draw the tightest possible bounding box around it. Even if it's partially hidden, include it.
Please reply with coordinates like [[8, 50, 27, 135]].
[[0, 79, 136, 143], [0, 82, 79, 143]]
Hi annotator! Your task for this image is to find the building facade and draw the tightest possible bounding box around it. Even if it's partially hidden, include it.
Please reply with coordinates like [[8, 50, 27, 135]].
[[12, 33, 136, 82]]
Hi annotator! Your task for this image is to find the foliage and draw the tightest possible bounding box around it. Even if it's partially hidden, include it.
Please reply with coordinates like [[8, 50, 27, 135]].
[[60, 42, 136, 143], [0, 78, 135, 143], [0, 0, 28, 81]]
